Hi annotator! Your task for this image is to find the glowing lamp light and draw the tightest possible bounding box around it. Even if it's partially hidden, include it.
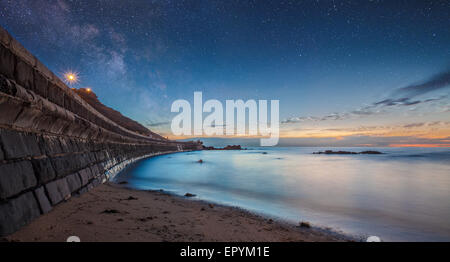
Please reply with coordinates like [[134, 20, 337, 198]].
[[86, 88, 92, 92], [63, 71, 79, 85]]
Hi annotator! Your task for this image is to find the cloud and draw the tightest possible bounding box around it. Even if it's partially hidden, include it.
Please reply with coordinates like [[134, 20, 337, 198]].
[[282, 94, 448, 125], [394, 70, 450, 98], [403, 123, 425, 128], [282, 113, 354, 124], [146, 121, 171, 127], [277, 135, 450, 148], [428, 121, 446, 126], [281, 116, 319, 124], [373, 97, 421, 107], [282, 69, 450, 125], [371, 68, 450, 110]]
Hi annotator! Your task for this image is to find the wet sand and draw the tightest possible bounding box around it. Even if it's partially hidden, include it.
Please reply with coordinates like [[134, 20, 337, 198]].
[[6, 183, 348, 242]]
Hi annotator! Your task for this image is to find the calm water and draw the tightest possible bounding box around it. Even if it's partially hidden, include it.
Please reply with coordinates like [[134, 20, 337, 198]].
[[114, 147, 450, 241]]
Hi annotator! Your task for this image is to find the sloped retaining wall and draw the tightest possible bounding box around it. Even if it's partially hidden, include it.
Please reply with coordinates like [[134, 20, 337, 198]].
[[0, 26, 201, 236]]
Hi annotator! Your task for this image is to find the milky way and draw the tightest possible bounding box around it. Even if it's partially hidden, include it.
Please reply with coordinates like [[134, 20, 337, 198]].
[[1, 0, 449, 145]]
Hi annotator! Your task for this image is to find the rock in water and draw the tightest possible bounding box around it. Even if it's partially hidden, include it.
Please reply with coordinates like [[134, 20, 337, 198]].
[[299, 221, 311, 228], [359, 151, 383, 154], [313, 150, 383, 155], [202, 145, 243, 150]]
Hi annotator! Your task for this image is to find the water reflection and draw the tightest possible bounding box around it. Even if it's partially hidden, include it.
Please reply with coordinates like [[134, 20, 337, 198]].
[[115, 147, 450, 241]]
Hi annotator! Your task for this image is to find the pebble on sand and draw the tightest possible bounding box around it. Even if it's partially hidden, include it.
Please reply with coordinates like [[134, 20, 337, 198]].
[[101, 209, 120, 214], [299, 221, 311, 228]]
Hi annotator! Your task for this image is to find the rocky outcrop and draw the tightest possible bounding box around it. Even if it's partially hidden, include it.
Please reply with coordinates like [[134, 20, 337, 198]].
[[74, 88, 165, 139], [203, 145, 243, 150], [0, 26, 201, 236], [313, 150, 383, 155]]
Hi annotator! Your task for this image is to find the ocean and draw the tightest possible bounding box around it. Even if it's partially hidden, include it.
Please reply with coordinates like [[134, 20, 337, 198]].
[[114, 147, 450, 241]]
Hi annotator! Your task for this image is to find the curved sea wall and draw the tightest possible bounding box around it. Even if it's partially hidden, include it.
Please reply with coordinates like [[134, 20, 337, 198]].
[[0, 26, 201, 236]]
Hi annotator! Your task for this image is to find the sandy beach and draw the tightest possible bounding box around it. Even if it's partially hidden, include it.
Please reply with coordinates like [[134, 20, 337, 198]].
[[4, 183, 347, 242]]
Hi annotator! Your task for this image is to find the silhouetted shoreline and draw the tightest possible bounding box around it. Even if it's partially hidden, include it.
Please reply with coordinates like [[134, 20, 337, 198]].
[[313, 150, 383, 155], [202, 145, 244, 150]]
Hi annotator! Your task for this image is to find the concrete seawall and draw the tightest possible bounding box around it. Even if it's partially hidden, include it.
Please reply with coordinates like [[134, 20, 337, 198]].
[[0, 26, 201, 236]]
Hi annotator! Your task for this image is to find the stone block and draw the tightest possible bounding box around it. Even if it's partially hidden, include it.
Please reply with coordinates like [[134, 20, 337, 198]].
[[0, 74, 17, 96], [34, 186, 52, 214], [14, 82, 34, 102], [21, 133, 42, 156], [0, 161, 36, 199], [64, 95, 75, 114], [0, 26, 11, 46], [35, 60, 53, 82], [31, 158, 56, 184], [14, 59, 34, 90], [66, 173, 82, 193], [0, 96, 23, 126], [38, 135, 63, 156], [51, 153, 87, 178], [100, 174, 107, 184], [45, 178, 71, 205], [53, 77, 69, 93], [90, 151, 99, 163], [0, 44, 15, 79], [58, 137, 71, 153], [0, 129, 29, 159], [33, 69, 48, 98], [51, 155, 74, 178], [10, 37, 36, 66], [90, 164, 100, 177], [77, 153, 90, 168], [78, 186, 88, 195], [48, 83, 64, 107], [77, 140, 92, 152], [69, 138, 81, 152], [81, 152, 95, 166], [0, 192, 41, 236], [12, 105, 42, 130], [78, 167, 93, 186], [0, 143, 3, 160], [95, 151, 106, 162], [91, 178, 100, 188]]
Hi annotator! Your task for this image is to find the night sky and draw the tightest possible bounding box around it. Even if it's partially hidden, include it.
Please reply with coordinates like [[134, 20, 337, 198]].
[[1, 0, 449, 146]]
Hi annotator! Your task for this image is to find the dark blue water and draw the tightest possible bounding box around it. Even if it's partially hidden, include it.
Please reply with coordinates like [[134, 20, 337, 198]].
[[114, 147, 450, 241]]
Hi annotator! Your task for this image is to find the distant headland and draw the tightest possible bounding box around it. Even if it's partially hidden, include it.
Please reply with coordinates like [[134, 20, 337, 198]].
[[313, 150, 383, 155], [202, 145, 244, 150]]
